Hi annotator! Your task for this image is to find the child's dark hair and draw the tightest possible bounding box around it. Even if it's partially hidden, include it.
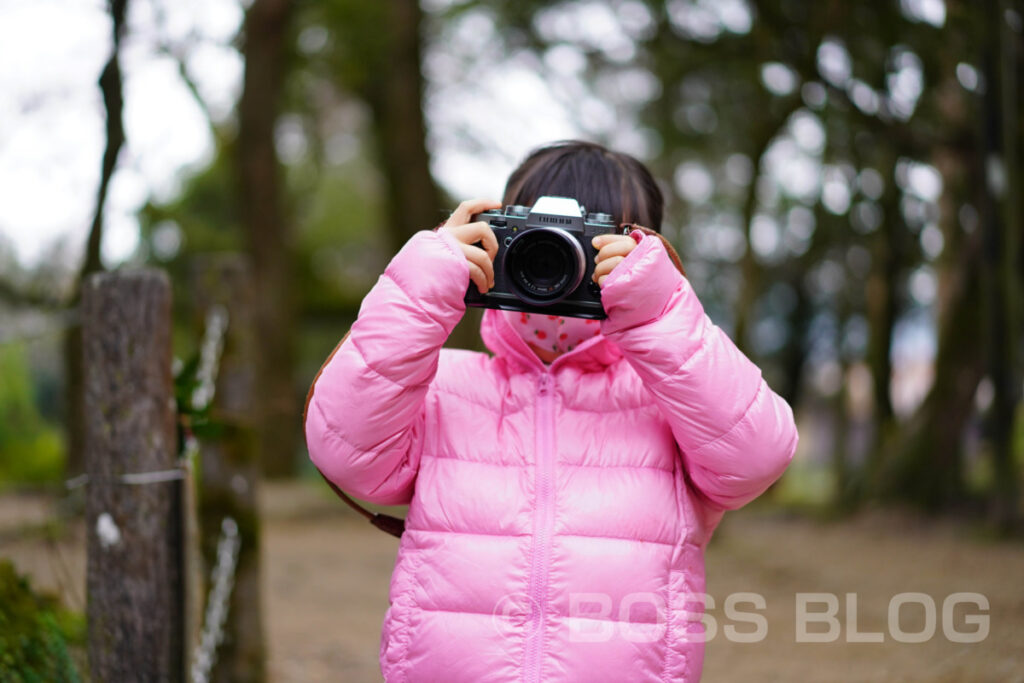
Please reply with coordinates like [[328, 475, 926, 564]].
[[502, 140, 664, 233]]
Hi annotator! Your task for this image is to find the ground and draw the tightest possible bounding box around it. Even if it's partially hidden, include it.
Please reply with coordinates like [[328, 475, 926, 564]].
[[2, 481, 1022, 682]]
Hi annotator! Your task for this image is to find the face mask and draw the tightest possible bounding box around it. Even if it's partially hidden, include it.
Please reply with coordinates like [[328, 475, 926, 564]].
[[502, 310, 601, 357]]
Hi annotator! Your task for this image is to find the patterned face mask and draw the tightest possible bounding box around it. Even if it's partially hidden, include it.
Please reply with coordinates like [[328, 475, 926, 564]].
[[502, 310, 601, 357]]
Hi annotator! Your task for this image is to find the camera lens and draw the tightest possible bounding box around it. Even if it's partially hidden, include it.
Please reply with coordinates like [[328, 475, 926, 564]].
[[503, 228, 585, 304]]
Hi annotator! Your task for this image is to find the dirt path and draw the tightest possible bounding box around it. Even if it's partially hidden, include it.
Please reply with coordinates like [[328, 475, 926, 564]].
[[2, 482, 1022, 682], [702, 508, 1023, 682]]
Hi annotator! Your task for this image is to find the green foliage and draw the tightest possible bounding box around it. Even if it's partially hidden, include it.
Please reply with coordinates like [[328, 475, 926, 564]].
[[0, 344, 65, 486], [300, 0, 390, 96], [0, 560, 83, 682], [172, 350, 225, 454], [291, 156, 390, 312]]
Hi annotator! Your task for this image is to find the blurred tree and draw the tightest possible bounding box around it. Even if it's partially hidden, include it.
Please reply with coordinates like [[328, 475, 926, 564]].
[[236, 0, 298, 477], [983, 0, 1021, 530], [314, 0, 443, 251], [295, 0, 490, 351], [866, 0, 1020, 521], [63, 0, 128, 476], [141, 0, 453, 476]]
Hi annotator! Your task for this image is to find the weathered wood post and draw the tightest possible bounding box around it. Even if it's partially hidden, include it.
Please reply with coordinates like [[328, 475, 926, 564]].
[[190, 255, 265, 683], [83, 269, 182, 681]]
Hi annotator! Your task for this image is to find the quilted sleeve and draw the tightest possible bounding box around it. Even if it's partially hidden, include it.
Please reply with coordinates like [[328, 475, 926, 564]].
[[303, 229, 470, 504], [599, 234, 799, 510]]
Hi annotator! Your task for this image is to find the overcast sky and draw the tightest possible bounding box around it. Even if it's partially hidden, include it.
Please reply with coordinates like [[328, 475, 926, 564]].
[[1, 0, 235, 266]]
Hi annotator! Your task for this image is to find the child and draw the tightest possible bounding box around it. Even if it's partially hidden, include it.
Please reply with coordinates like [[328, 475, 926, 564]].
[[304, 140, 798, 682]]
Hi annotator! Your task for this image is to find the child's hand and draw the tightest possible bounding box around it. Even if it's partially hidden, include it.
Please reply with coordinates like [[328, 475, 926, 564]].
[[591, 234, 639, 288], [440, 199, 502, 294]]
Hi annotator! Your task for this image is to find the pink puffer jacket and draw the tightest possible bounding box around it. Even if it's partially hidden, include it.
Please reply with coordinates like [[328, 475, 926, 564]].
[[305, 228, 798, 682]]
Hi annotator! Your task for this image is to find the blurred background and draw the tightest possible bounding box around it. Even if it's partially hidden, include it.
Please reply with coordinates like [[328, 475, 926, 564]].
[[1, 0, 1022, 681]]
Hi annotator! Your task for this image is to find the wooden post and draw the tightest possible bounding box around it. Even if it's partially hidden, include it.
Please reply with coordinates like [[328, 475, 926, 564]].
[[190, 255, 265, 683], [181, 437, 204, 677], [83, 269, 182, 681]]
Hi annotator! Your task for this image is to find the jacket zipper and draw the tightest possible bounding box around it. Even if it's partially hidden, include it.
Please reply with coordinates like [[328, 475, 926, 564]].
[[523, 371, 555, 683]]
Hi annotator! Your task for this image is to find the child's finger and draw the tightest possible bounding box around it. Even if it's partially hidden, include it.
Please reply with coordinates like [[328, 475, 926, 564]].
[[459, 221, 499, 261], [475, 222, 500, 261], [443, 221, 499, 262], [460, 243, 495, 291], [464, 256, 489, 294], [445, 198, 502, 229], [592, 235, 636, 263], [463, 242, 495, 286], [591, 255, 625, 287]]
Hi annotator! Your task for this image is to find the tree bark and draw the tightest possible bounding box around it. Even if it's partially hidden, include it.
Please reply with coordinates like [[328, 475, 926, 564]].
[[984, 0, 1022, 531], [237, 0, 298, 476], [84, 270, 182, 682]]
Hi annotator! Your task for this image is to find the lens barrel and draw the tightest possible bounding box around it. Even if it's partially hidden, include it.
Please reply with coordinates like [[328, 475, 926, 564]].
[[503, 227, 585, 305]]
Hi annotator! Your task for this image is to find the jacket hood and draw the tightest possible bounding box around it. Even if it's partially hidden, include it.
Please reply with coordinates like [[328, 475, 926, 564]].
[[479, 307, 623, 374]]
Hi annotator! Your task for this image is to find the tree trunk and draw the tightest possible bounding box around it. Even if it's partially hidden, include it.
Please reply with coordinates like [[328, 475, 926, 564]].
[[864, 226, 897, 428], [861, 163, 903, 495], [237, 0, 298, 476], [360, 1, 478, 350], [364, 0, 443, 254], [876, 223, 985, 510], [778, 268, 812, 412], [984, 0, 1022, 531], [733, 99, 803, 363], [65, 0, 128, 476]]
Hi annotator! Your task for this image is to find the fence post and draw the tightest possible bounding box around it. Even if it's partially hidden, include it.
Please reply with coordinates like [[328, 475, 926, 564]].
[[190, 255, 265, 683], [83, 269, 182, 681]]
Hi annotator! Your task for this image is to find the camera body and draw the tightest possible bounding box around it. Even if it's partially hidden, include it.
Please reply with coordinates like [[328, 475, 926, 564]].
[[463, 196, 620, 320]]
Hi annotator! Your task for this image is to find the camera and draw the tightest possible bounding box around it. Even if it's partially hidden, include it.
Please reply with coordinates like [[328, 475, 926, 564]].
[[463, 196, 621, 319]]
